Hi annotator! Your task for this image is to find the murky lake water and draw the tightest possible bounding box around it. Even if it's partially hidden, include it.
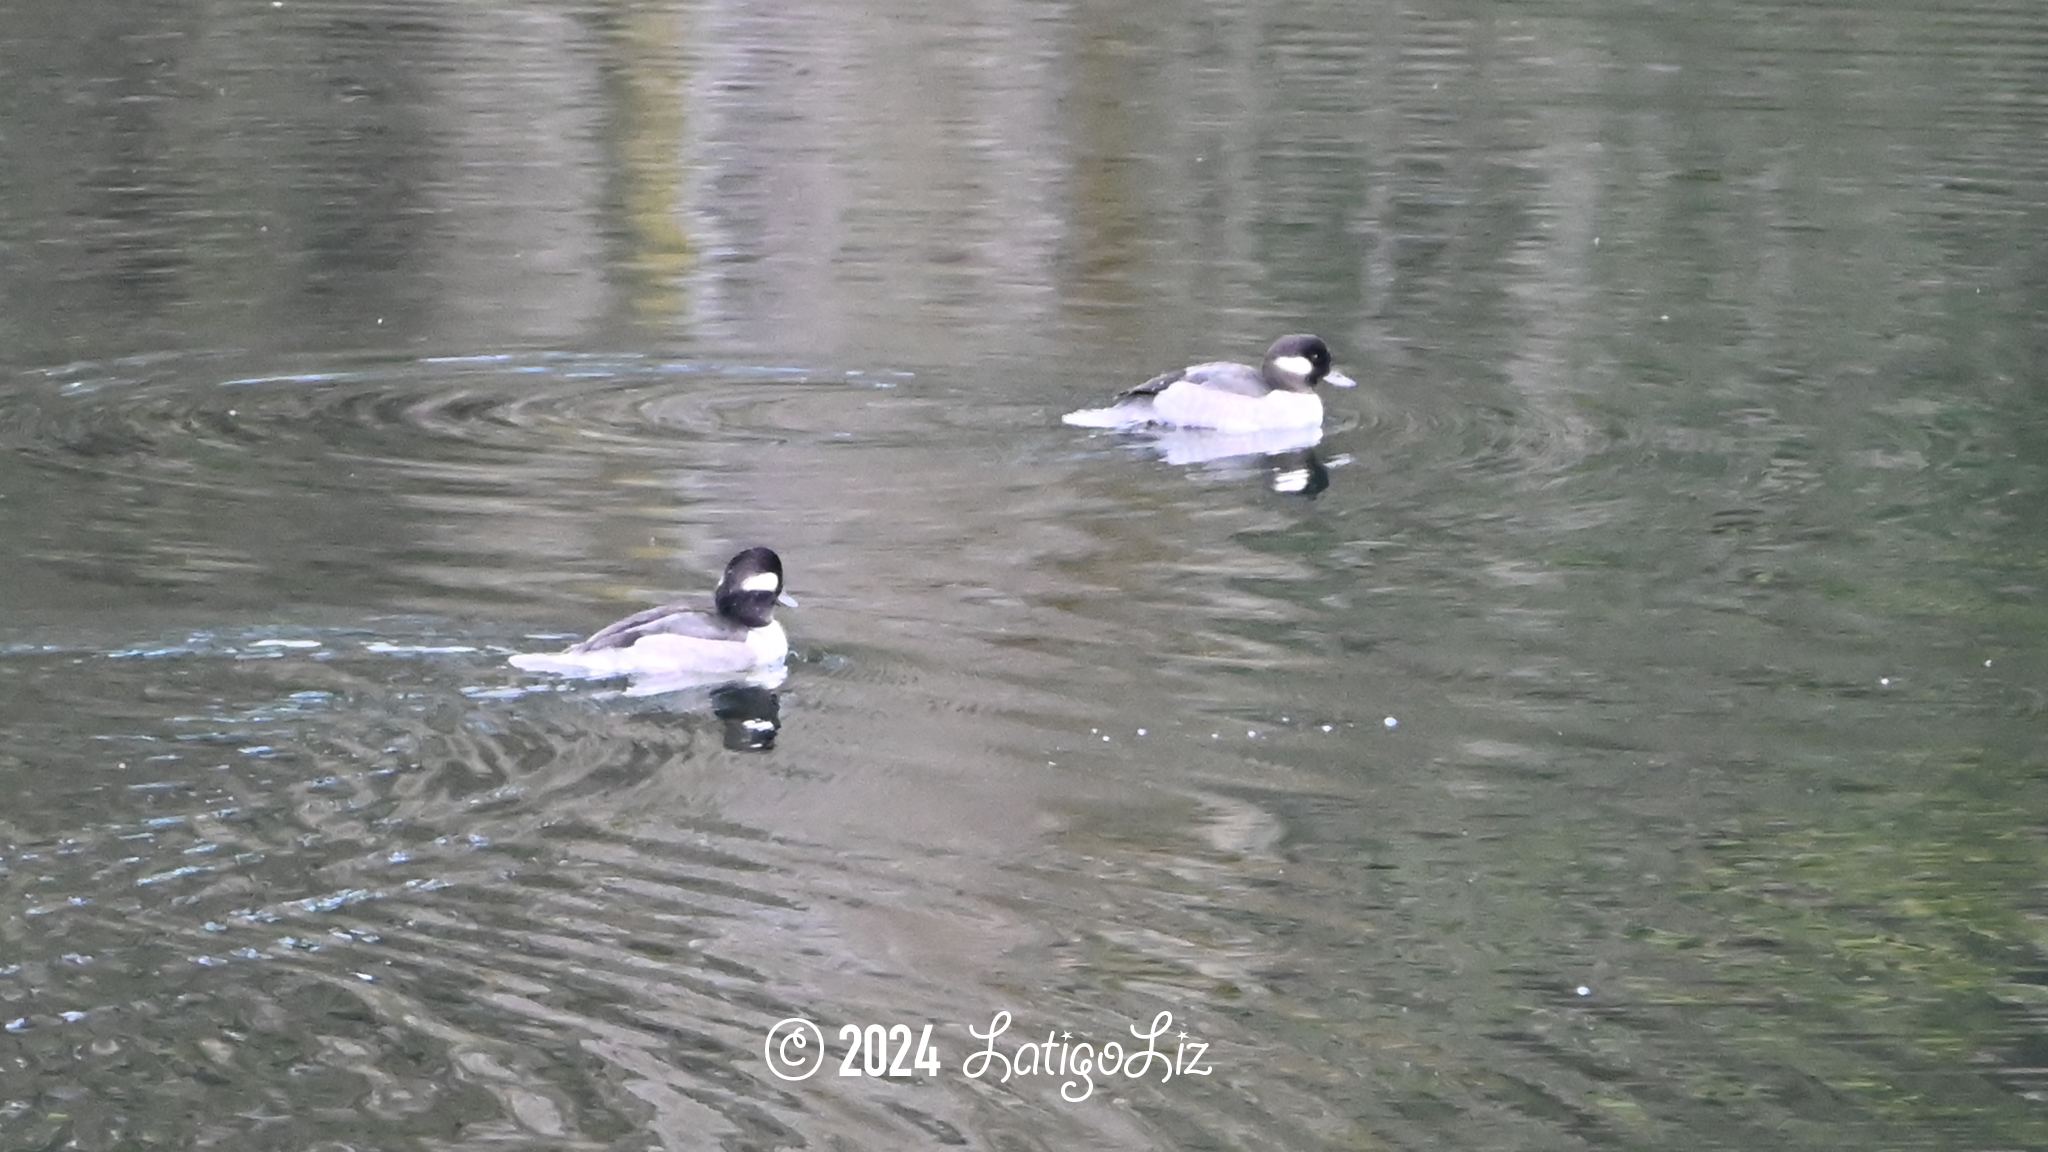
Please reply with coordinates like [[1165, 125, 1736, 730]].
[[3, 1, 2046, 1148]]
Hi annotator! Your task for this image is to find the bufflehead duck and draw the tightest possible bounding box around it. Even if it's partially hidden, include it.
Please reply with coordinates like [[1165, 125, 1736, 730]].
[[1062, 334, 1356, 433], [510, 547, 791, 679]]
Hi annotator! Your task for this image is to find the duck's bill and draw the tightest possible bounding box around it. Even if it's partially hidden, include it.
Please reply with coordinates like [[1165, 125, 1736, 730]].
[[1325, 370, 1358, 388], [777, 592, 800, 608]]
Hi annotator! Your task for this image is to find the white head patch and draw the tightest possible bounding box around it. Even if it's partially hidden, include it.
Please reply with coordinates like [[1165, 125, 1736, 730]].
[[1272, 354, 1314, 379], [738, 571, 781, 594]]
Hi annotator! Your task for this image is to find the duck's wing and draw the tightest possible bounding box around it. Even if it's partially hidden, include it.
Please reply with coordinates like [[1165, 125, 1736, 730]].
[[1121, 366, 1189, 398], [1169, 360, 1271, 397], [1067, 361, 1266, 428], [568, 601, 740, 652]]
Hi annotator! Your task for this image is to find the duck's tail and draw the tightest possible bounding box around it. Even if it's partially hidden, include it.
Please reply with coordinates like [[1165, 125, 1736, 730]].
[[1061, 398, 1154, 428]]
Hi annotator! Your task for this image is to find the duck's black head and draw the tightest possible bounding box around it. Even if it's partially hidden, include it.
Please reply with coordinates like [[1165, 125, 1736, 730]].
[[713, 546, 784, 629], [1262, 334, 1356, 392]]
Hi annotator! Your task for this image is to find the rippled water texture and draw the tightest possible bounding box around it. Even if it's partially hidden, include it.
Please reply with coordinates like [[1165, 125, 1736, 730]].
[[3, 1, 2047, 1149]]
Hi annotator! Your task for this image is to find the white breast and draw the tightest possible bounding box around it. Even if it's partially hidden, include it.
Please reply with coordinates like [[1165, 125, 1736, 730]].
[[743, 621, 790, 666]]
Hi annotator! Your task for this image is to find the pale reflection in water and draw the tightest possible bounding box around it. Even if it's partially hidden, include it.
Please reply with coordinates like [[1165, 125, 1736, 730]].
[[1080, 423, 1337, 497]]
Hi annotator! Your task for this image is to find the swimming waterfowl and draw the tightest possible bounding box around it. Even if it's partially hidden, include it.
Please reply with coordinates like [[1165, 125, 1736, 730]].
[[510, 546, 790, 678], [1062, 334, 1356, 433]]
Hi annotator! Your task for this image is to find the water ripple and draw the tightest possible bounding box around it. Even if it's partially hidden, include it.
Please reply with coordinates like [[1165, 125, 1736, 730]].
[[6, 352, 930, 483]]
